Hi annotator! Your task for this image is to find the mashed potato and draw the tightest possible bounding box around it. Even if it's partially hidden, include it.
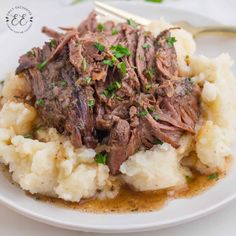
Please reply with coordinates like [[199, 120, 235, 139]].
[[0, 17, 235, 203], [148, 18, 196, 77], [0, 102, 119, 202], [191, 54, 236, 171], [120, 143, 186, 191]]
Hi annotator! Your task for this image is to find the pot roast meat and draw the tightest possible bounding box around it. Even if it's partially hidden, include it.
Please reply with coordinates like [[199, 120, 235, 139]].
[[15, 12, 201, 175], [41, 26, 62, 40], [156, 78, 201, 133], [136, 29, 157, 92], [155, 29, 178, 80], [107, 119, 131, 175], [16, 42, 97, 148], [69, 33, 108, 81], [77, 11, 98, 36]]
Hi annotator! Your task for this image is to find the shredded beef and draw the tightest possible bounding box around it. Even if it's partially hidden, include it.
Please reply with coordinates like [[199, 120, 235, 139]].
[[15, 11, 201, 175]]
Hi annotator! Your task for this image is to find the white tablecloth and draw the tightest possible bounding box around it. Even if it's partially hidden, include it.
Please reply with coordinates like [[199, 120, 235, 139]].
[[0, 0, 235, 235]]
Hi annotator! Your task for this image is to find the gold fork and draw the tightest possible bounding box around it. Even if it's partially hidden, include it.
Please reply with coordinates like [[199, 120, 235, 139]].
[[94, 1, 236, 37]]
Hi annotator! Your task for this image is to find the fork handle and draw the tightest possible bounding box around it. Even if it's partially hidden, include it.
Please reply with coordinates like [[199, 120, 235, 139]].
[[197, 26, 236, 35]]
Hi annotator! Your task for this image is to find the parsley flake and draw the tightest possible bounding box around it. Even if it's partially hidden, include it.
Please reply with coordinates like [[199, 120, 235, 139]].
[[127, 18, 138, 28], [85, 76, 91, 84], [145, 68, 155, 79], [95, 152, 107, 165], [24, 134, 33, 139], [153, 114, 160, 120], [143, 43, 150, 49], [50, 39, 57, 48], [117, 61, 127, 76], [110, 44, 130, 59], [145, 83, 151, 91], [112, 28, 119, 35], [154, 139, 163, 145], [37, 60, 48, 71], [145, 0, 164, 3], [185, 175, 194, 182], [94, 42, 105, 52], [102, 59, 114, 67], [115, 95, 124, 101], [58, 80, 67, 87], [82, 58, 87, 71], [36, 99, 45, 106], [138, 109, 148, 117], [88, 99, 95, 108], [97, 23, 105, 32], [208, 173, 219, 180], [27, 50, 36, 57], [148, 106, 155, 113], [102, 81, 122, 98], [166, 37, 177, 47]]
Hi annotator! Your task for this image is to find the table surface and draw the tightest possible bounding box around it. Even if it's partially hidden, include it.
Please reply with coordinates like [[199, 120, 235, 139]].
[[0, 0, 236, 235]]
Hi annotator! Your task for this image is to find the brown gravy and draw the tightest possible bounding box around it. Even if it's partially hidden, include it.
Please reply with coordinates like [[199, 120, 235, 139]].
[[32, 172, 224, 213], [0, 164, 224, 213]]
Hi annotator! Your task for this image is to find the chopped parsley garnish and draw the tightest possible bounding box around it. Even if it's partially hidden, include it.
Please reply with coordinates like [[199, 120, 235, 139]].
[[102, 59, 114, 67], [70, 0, 83, 5], [112, 28, 119, 35], [97, 23, 105, 32], [102, 90, 109, 97], [94, 42, 105, 52], [58, 80, 67, 87], [185, 175, 194, 182], [145, 83, 151, 91], [187, 77, 193, 84], [37, 60, 48, 71], [35, 125, 44, 132], [24, 133, 33, 139], [82, 58, 87, 71], [127, 18, 138, 28], [145, 0, 164, 3], [88, 99, 95, 108], [95, 152, 107, 165], [148, 106, 155, 113], [143, 43, 150, 49], [145, 68, 155, 79], [85, 76, 91, 84], [36, 99, 45, 106], [138, 54, 144, 61], [138, 109, 148, 117], [115, 95, 124, 101], [207, 173, 219, 180], [110, 44, 130, 59], [166, 37, 177, 47], [50, 39, 57, 48], [110, 81, 121, 90], [153, 114, 160, 120], [102, 81, 122, 98], [117, 61, 127, 76], [27, 50, 36, 57], [154, 139, 163, 145]]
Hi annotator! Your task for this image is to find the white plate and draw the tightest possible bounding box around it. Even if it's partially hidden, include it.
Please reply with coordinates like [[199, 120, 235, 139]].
[[0, 1, 235, 233]]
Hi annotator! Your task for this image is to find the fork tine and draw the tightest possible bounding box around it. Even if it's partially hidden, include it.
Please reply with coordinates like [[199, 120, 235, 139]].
[[94, 7, 126, 22], [94, 1, 151, 26]]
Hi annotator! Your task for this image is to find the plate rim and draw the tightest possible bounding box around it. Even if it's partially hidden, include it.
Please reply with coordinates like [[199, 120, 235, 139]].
[[0, 1, 232, 233]]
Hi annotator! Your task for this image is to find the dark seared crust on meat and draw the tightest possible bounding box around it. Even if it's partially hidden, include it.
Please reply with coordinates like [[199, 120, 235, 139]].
[[15, 11, 201, 174]]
